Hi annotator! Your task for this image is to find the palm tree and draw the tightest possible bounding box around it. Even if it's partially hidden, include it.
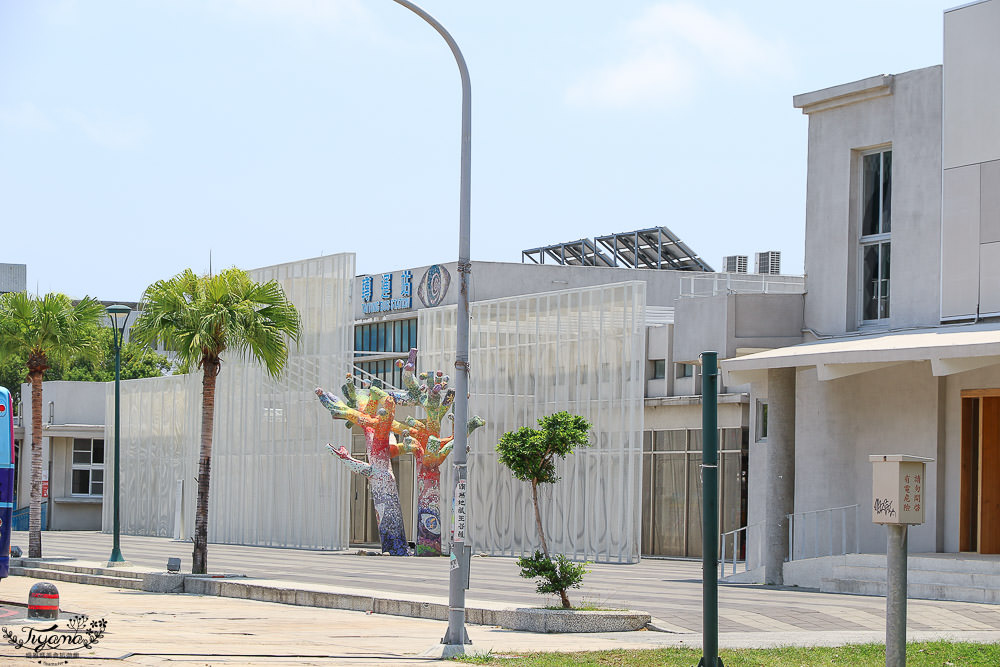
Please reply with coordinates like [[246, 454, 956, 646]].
[[131, 268, 300, 574], [0, 292, 105, 558]]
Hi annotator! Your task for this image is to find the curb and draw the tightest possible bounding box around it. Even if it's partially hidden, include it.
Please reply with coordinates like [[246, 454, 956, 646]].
[[9, 559, 651, 633]]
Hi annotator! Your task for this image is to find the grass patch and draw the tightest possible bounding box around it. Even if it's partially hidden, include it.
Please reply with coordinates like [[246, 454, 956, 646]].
[[453, 641, 1000, 666]]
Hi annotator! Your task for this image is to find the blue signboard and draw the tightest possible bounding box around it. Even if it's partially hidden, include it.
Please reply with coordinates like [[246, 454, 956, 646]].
[[0, 387, 13, 577], [361, 271, 414, 315]]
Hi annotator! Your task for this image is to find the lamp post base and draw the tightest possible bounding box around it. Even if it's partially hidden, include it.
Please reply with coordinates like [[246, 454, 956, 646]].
[[107, 547, 130, 568]]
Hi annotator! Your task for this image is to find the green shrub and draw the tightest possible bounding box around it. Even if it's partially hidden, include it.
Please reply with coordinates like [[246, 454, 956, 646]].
[[517, 551, 588, 607]]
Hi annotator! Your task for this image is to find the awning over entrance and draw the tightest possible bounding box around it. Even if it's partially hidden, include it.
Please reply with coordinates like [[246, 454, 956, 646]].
[[722, 322, 1000, 385]]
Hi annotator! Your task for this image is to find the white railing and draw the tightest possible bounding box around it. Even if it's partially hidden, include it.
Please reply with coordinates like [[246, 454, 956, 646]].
[[787, 504, 859, 561], [348, 363, 407, 395], [720, 521, 763, 578], [680, 273, 805, 298]]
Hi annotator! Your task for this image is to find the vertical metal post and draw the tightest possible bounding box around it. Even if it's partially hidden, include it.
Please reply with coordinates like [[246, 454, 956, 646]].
[[387, 0, 472, 654], [106, 306, 130, 566], [886, 524, 907, 667], [842, 511, 847, 555], [699, 352, 723, 667]]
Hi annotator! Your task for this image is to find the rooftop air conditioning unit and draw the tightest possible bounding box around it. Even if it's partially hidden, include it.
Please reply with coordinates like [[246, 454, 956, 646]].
[[723, 255, 748, 273], [755, 251, 781, 275]]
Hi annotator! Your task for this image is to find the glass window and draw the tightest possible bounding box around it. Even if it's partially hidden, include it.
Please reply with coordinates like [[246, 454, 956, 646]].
[[71, 438, 104, 495], [653, 359, 666, 380], [756, 401, 768, 442], [860, 149, 891, 322]]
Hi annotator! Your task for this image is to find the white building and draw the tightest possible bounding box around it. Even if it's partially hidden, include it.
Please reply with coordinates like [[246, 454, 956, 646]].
[[14, 381, 106, 531], [723, 0, 1000, 600], [108, 230, 804, 564]]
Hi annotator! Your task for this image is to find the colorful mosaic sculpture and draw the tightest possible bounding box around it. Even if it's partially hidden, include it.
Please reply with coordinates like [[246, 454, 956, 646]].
[[315, 385, 409, 556], [391, 352, 485, 556], [398, 414, 485, 556], [318, 347, 483, 557]]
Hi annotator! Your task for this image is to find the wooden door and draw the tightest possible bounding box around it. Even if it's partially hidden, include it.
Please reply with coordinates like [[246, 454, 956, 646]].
[[980, 398, 1000, 553]]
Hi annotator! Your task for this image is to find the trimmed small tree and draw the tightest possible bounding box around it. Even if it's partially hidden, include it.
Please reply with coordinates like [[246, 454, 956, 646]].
[[497, 411, 591, 608]]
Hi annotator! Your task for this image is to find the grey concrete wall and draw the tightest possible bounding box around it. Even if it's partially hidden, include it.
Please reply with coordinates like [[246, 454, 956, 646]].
[[746, 378, 769, 567], [21, 381, 106, 429], [673, 296, 730, 365], [797, 66, 942, 333], [674, 294, 803, 395], [18, 381, 107, 516], [645, 325, 673, 398], [943, 0, 1000, 170], [942, 0, 1000, 319], [793, 363, 941, 554], [733, 294, 804, 340], [644, 402, 746, 431]]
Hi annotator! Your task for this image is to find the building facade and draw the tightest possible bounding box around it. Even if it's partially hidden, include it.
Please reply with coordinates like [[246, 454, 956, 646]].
[[108, 236, 803, 563], [723, 0, 1000, 592]]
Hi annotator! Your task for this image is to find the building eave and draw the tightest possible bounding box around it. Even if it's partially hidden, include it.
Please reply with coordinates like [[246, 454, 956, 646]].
[[793, 74, 894, 115], [720, 323, 1000, 385]]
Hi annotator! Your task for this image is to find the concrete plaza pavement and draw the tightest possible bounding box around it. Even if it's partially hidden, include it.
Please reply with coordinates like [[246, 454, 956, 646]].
[[0, 530, 998, 665]]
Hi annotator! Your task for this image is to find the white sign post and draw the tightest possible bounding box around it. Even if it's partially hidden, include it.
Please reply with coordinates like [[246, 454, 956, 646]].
[[870, 454, 932, 667]]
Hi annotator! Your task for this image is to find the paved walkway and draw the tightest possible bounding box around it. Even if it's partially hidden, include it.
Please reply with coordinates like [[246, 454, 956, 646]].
[[0, 531, 998, 665]]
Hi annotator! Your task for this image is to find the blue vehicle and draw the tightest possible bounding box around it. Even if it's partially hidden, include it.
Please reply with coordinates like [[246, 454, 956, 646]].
[[0, 387, 13, 577]]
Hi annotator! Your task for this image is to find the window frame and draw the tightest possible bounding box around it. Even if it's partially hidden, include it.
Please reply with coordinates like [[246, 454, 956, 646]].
[[755, 400, 768, 443], [71, 437, 105, 497], [858, 147, 892, 325]]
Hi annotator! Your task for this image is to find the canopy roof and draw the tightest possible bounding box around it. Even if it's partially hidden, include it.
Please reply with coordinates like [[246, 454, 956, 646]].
[[722, 322, 1000, 385]]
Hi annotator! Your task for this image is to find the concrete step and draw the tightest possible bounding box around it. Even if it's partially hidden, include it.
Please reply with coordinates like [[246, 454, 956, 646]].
[[834, 563, 1000, 589], [822, 576, 1000, 604], [839, 553, 1000, 576], [908, 556, 1000, 575], [12, 559, 146, 579], [10, 566, 144, 590]]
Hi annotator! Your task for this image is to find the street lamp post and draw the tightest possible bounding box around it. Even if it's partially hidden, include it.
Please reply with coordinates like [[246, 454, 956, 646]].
[[388, 0, 472, 655], [106, 304, 131, 567]]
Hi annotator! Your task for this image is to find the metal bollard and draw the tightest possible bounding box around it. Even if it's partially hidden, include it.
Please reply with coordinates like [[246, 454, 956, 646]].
[[27, 581, 59, 620]]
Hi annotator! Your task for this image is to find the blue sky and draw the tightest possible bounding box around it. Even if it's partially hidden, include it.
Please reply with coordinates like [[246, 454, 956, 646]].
[[1, 0, 958, 301]]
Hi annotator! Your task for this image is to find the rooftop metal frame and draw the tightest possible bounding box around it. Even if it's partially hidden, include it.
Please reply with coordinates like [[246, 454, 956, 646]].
[[522, 226, 713, 272], [521, 238, 615, 267]]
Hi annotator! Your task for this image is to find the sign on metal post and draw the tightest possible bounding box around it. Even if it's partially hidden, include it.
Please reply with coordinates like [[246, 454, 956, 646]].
[[870, 454, 932, 667], [454, 479, 467, 542]]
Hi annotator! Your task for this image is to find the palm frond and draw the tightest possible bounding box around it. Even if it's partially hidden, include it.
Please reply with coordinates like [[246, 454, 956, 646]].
[[132, 267, 301, 379]]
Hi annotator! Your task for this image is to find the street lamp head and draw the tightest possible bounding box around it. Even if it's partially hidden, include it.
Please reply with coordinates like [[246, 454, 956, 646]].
[[106, 304, 132, 340]]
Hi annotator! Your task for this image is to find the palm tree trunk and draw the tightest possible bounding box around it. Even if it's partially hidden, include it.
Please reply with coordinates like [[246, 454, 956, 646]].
[[28, 370, 43, 559], [192, 359, 218, 574], [531, 480, 549, 559]]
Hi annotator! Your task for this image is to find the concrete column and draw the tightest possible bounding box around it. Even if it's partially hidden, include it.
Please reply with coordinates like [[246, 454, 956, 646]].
[[765, 367, 796, 585]]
